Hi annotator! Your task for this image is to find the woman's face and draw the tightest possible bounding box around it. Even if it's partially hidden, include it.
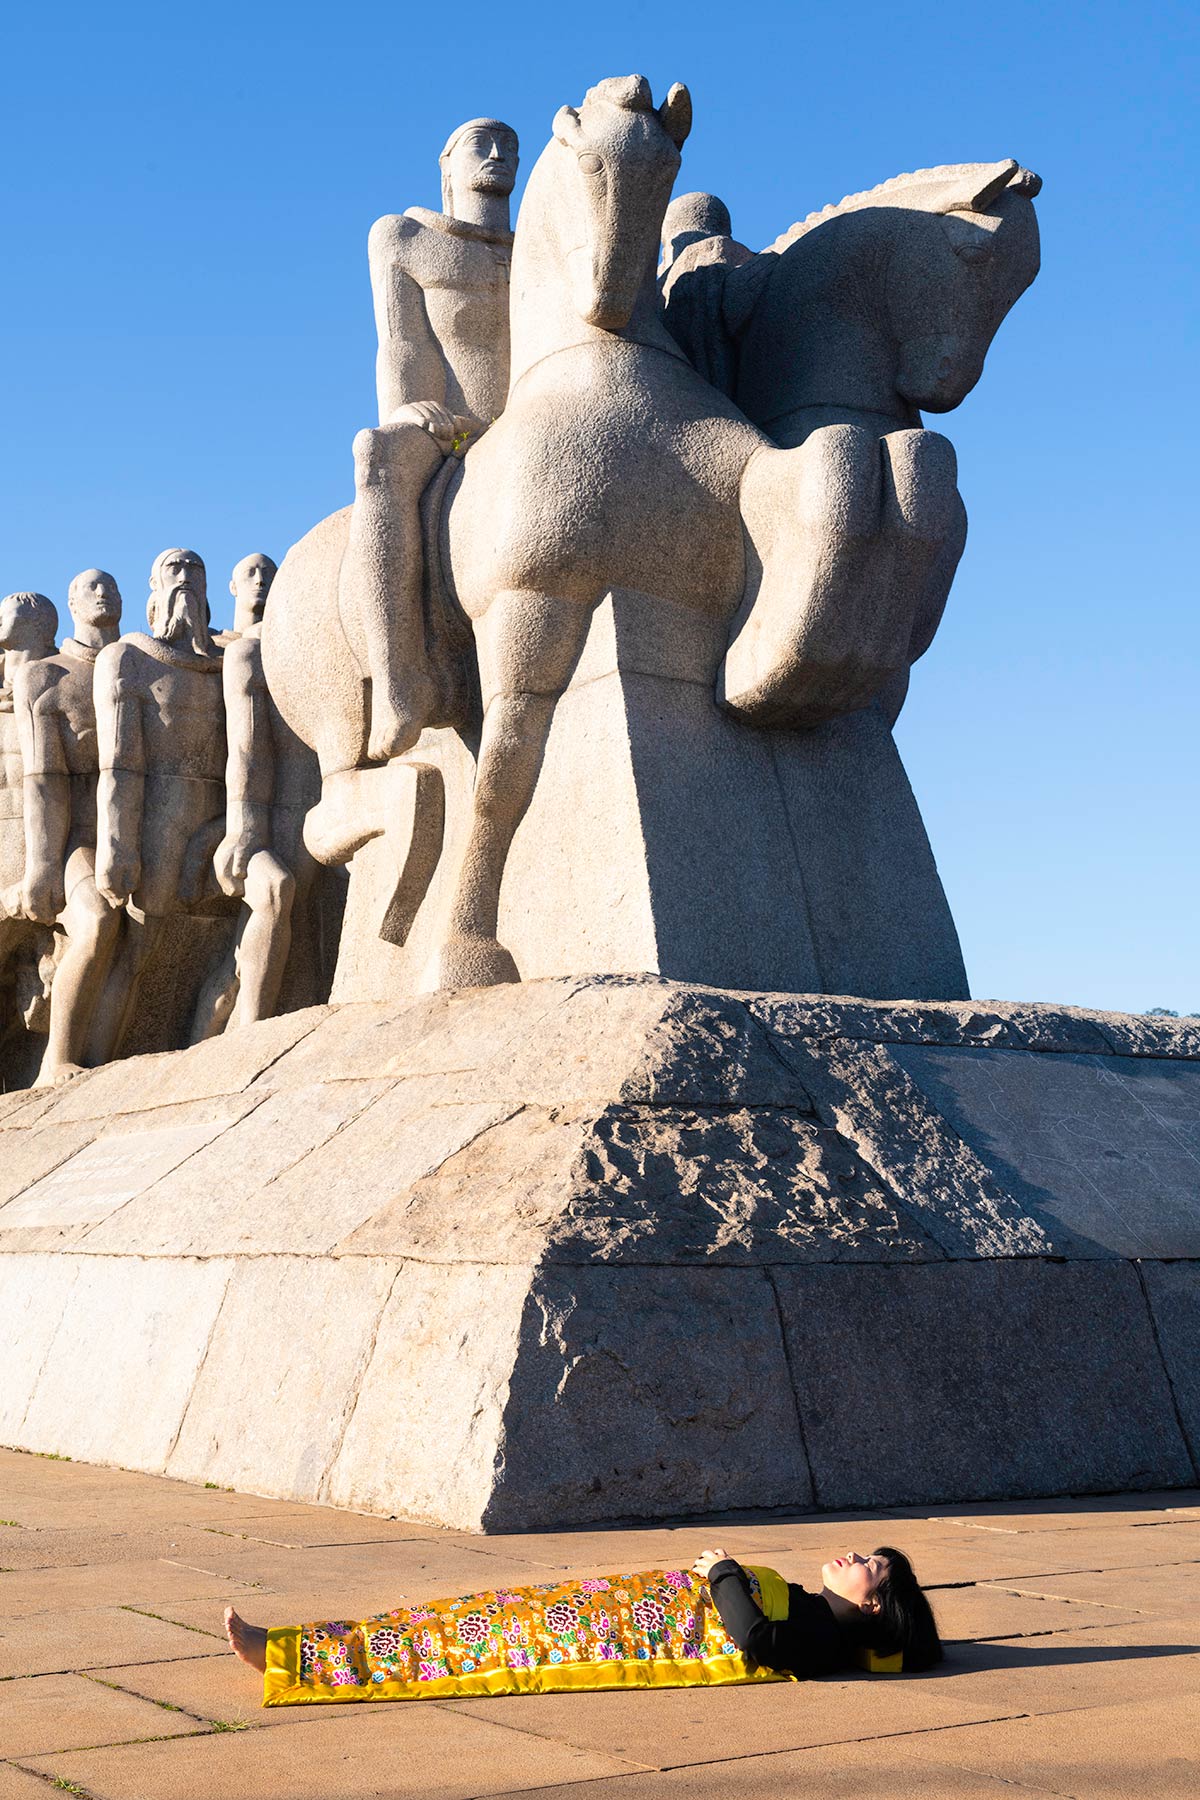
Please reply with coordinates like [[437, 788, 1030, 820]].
[[821, 1551, 891, 1611]]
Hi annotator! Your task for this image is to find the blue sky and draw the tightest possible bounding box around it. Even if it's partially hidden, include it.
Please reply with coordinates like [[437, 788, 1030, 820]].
[[2, 0, 1196, 1012]]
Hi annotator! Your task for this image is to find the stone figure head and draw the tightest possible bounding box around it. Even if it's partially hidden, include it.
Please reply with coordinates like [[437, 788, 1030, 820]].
[[549, 75, 691, 331], [439, 119, 519, 217], [148, 549, 213, 655], [229, 553, 277, 634], [661, 191, 733, 266], [67, 569, 123, 635], [0, 591, 59, 658]]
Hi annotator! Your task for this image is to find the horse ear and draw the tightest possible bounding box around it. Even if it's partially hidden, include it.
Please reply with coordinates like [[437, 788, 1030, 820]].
[[658, 83, 692, 149], [951, 159, 1020, 213], [554, 105, 584, 147]]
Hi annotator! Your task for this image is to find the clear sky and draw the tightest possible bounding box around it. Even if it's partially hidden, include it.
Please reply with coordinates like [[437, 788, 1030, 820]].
[[3, 0, 1196, 1013]]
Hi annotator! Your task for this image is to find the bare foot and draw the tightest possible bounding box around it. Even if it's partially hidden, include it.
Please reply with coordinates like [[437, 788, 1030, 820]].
[[224, 1605, 268, 1673]]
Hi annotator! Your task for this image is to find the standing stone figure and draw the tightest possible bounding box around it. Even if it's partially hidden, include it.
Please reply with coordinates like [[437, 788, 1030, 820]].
[[340, 117, 519, 763], [12, 571, 124, 1084], [0, 593, 59, 1011], [192, 552, 307, 1036], [87, 550, 230, 1059]]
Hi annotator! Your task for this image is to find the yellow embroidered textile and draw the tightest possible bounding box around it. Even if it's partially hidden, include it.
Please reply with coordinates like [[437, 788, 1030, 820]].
[[263, 1565, 794, 1706]]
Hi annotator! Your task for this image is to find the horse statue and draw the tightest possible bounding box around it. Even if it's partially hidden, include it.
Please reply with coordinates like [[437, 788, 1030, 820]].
[[663, 160, 1041, 722], [262, 76, 1040, 1001]]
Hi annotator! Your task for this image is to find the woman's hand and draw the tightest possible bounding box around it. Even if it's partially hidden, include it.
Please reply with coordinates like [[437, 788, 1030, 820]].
[[691, 1547, 730, 1581]]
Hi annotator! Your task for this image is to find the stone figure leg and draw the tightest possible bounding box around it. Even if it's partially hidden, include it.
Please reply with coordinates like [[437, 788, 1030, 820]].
[[82, 909, 165, 1066], [35, 847, 122, 1086], [190, 850, 295, 1041], [423, 590, 596, 991], [339, 423, 445, 765]]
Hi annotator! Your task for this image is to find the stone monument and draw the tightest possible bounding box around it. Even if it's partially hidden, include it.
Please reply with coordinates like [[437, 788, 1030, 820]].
[[2, 73, 1197, 1533]]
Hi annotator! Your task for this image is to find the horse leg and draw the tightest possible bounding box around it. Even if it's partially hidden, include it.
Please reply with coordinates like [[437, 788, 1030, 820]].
[[422, 589, 595, 992]]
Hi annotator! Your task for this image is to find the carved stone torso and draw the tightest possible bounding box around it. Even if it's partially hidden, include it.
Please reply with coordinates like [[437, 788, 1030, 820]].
[[108, 635, 227, 783], [0, 706, 23, 890], [21, 640, 103, 850], [385, 208, 513, 421]]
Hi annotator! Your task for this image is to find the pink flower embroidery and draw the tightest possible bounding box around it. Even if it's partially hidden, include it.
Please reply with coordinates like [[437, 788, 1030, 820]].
[[632, 1598, 666, 1633], [579, 1578, 610, 1593]]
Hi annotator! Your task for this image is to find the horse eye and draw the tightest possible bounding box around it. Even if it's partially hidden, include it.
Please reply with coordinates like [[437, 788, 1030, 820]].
[[577, 153, 604, 174]]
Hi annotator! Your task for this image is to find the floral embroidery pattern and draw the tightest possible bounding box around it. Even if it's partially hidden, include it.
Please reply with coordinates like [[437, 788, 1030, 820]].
[[288, 1567, 777, 1700]]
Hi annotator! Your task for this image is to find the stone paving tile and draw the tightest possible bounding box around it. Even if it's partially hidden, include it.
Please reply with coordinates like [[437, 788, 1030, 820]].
[[921, 1581, 1144, 1643], [979, 1561, 1200, 1615], [438, 1665, 1029, 1770], [0, 1606, 219, 1679], [92, 1653, 336, 1730], [919, 1615, 1200, 1718], [490, 1737, 1069, 1798], [901, 1691, 1200, 1798], [0, 1523, 285, 1571], [0, 1669, 204, 1757], [20, 1704, 648, 1799], [165, 1537, 560, 1603], [0, 1557, 262, 1620], [188, 1511, 432, 1550], [0, 1762, 69, 1799]]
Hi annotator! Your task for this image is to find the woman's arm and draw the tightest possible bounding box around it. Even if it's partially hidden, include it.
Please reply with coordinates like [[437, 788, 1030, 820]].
[[693, 1549, 847, 1678]]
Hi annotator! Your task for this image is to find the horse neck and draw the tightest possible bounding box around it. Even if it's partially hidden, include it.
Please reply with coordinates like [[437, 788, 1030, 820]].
[[507, 147, 681, 391], [764, 212, 910, 420]]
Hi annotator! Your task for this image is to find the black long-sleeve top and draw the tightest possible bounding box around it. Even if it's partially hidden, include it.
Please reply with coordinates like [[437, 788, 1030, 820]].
[[707, 1558, 857, 1679]]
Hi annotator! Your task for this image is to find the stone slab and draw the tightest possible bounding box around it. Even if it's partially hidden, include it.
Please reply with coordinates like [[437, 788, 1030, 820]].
[[15, 1255, 232, 1469], [80, 1078, 397, 1255], [769, 1036, 1054, 1257], [90, 1653, 327, 1730], [0, 1602, 219, 1679], [0, 1112, 250, 1251], [165, 1256, 399, 1501], [981, 1562, 1200, 1616], [495, 1740, 1069, 1800], [773, 1260, 1194, 1507], [341, 1102, 940, 1267], [900, 1693, 1200, 1798], [487, 1264, 813, 1529], [0, 1671, 202, 1757], [36, 1005, 328, 1125], [893, 1044, 1200, 1257], [20, 1699, 644, 1800], [1141, 1261, 1200, 1464], [0, 1255, 81, 1442]]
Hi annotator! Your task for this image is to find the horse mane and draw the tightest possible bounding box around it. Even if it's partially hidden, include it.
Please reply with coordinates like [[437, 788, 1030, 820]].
[[762, 160, 1032, 256]]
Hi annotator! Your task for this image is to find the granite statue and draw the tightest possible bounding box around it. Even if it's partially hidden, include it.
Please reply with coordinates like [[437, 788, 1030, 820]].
[[339, 117, 519, 769], [11, 571, 124, 1084], [660, 162, 1042, 725], [265, 76, 1038, 1004], [86, 550, 235, 1057], [191, 552, 313, 1035], [0, 593, 59, 1040]]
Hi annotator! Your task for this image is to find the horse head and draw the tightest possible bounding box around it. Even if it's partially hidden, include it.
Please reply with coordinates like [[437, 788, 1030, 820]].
[[885, 162, 1042, 412], [510, 75, 690, 374], [747, 161, 1041, 430]]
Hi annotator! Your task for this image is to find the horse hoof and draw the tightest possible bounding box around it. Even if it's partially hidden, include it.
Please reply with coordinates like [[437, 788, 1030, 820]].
[[420, 934, 520, 992]]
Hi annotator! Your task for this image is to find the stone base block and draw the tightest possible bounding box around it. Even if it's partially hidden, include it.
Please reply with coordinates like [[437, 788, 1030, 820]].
[[1, 979, 1197, 1529]]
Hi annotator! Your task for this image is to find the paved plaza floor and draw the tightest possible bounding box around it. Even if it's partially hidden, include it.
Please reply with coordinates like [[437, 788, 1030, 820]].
[[0, 1448, 1196, 1798]]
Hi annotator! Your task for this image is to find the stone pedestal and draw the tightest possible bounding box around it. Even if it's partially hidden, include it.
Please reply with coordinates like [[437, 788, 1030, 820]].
[[2, 979, 1197, 1530], [333, 592, 968, 1006]]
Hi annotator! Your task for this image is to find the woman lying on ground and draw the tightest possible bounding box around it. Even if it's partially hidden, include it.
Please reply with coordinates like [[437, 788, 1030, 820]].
[[224, 1543, 942, 1706]]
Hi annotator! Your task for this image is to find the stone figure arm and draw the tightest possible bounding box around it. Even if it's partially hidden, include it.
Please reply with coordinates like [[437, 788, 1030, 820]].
[[368, 216, 449, 425], [214, 639, 271, 897], [12, 663, 70, 923], [93, 643, 144, 907]]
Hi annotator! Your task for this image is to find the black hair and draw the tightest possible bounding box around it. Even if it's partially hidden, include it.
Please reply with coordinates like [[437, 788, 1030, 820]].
[[866, 1547, 943, 1670]]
